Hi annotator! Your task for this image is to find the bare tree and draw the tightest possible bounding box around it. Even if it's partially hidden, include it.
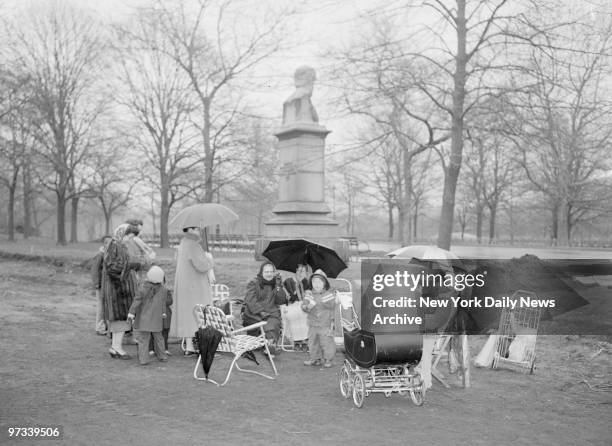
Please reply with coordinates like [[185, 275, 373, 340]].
[[5, 3, 105, 244], [86, 140, 138, 236], [114, 12, 202, 248], [228, 120, 278, 235], [147, 0, 292, 203], [504, 13, 612, 244]]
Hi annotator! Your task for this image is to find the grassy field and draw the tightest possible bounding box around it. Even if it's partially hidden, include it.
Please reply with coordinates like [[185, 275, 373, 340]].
[[1, 237, 611, 446]]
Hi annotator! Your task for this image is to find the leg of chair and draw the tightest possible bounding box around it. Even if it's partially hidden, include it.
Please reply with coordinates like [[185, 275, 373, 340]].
[[261, 327, 279, 377], [234, 350, 278, 381], [193, 354, 220, 386], [220, 354, 241, 386]]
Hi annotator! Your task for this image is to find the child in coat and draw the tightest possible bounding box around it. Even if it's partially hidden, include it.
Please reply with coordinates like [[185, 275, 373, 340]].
[[149, 284, 173, 356], [127, 266, 171, 365], [301, 269, 336, 368]]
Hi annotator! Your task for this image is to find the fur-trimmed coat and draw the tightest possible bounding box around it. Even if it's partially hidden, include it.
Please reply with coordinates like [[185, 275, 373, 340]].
[[101, 238, 143, 322]]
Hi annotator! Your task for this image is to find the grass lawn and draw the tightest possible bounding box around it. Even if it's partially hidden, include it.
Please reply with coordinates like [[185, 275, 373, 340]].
[[1, 237, 611, 445]]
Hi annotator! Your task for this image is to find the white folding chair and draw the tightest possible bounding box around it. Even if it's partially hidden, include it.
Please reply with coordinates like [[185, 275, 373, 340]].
[[192, 304, 278, 386]]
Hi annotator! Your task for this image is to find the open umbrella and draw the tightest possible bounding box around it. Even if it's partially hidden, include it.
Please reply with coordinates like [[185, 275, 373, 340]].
[[262, 239, 347, 278], [195, 326, 223, 380], [169, 203, 239, 230], [387, 245, 465, 273], [169, 203, 239, 251]]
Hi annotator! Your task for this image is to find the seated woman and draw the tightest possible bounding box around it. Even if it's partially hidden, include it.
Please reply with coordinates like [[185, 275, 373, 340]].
[[242, 261, 288, 356]]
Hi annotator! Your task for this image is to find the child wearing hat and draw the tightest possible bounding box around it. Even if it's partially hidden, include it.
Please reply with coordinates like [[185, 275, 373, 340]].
[[301, 269, 336, 368], [127, 265, 172, 365]]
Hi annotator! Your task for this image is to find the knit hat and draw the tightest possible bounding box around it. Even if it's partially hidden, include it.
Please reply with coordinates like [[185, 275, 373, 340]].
[[310, 269, 330, 290], [146, 265, 165, 284]]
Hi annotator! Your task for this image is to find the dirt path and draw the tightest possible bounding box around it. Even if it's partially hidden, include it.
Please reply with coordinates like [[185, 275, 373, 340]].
[[1, 258, 611, 446]]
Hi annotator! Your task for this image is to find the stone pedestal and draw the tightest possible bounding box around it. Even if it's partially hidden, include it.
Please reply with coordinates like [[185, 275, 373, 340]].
[[264, 122, 339, 239], [257, 122, 344, 261]]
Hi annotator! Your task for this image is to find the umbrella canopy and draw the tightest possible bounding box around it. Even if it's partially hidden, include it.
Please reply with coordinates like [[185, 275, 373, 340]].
[[387, 245, 465, 273], [169, 203, 239, 230], [196, 326, 223, 378], [262, 239, 347, 278]]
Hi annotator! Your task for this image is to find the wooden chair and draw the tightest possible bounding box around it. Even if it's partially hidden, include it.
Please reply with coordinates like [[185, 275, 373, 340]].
[[192, 304, 278, 386]]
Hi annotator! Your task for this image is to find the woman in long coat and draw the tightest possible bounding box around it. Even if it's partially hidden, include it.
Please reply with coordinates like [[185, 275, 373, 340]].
[[102, 223, 144, 359], [169, 226, 215, 355]]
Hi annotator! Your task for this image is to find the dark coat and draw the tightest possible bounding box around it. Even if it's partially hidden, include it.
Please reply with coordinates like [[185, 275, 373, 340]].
[[91, 251, 104, 290], [242, 277, 287, 340], [129, 282, 171, 332], [283, 277, 310, 303], [101, 238, 142, 322]]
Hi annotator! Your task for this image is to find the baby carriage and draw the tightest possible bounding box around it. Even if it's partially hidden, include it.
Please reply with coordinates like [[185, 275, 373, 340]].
[[338, 305, 424, 408]]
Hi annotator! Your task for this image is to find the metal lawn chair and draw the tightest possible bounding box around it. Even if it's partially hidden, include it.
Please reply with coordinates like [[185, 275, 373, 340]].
[[192, 304, 278, 386], [492, 290, 541, 374]]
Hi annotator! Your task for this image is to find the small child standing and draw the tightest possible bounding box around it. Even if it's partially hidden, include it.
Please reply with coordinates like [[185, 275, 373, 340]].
[[127, 265, 170, 365], [149, 285, 173, 357], [301, 269, 336, 368]]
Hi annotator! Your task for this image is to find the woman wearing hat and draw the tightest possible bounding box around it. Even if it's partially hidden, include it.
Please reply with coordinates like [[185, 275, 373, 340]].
[[301, 269, 337, 368], [242, 261, 288, 356], [102, 223, 145, 359], [170, 226, 215, 355]]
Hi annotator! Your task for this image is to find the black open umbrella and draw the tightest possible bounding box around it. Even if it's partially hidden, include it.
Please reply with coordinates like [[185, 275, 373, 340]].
[[195, 326, 223, 379], [262, 238, 347, 278]]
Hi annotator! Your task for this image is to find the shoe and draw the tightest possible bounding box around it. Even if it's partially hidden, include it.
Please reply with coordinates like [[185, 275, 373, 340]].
[[96, 331, 107, 336], [323, 361, 333, 368], [159, 358, 168, 362], [165, 350, 172, 356], [109, 349, 131, 360], [303, 359, 321, 366], [184, 350, 198, 356]]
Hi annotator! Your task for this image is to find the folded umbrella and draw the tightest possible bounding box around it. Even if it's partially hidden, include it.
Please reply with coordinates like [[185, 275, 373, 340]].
[[196, 326, 223, 379], [262, 238, 347, 278]]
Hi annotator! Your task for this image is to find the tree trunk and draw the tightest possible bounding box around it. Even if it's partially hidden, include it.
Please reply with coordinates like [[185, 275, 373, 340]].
[[413, 206, 418, 242], [403, 152, 413, 245], [160, 182, 170, 248], [23, 162, 33, 239], [557, 200, 569, 246], [105, 215, 112, 236], [551, 204, 558, 245], [8, 185, 16, 242], [488, 205, 497, 244], [387, 204, 394, 239], [476, 204, 484, 244], [437, 0, 467, 250], [397, 205, 406, 245], [57, 195, 67, 245], [70, 196, 79, 243], [203, 100, 214, 203]]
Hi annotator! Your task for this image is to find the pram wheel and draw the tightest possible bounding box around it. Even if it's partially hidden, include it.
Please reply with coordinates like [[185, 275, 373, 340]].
[[410, 381, 425, 406], [339, 365, 351, 399], [352, 374, 365, 408]]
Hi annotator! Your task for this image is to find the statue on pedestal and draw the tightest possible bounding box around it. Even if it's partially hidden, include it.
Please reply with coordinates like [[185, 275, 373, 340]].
[[282, 65, 319, 125]]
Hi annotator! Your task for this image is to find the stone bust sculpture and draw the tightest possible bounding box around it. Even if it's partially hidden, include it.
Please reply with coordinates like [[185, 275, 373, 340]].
[[282, 65, 319, 125]]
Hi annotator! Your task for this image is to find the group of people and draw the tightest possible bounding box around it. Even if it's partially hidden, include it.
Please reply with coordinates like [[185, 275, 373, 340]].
[[92, 221, 339, 368]]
